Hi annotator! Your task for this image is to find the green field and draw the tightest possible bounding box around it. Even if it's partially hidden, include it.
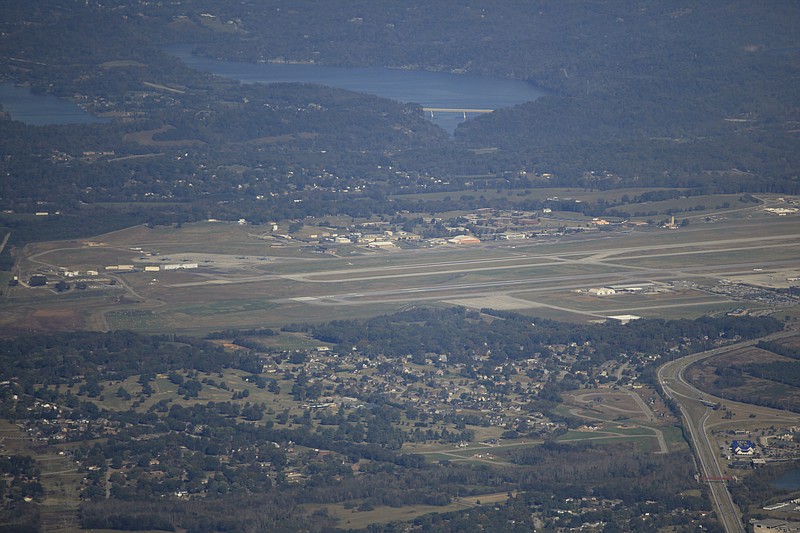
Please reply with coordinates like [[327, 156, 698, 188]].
[[305, 490, 515, 530]]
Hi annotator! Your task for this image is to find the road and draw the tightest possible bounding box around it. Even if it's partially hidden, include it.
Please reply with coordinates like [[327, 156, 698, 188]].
[[659, 346, 747, 533], [0, 231, 9, 258], [569, 390, 668, 453], [657, 330, 798, 533]]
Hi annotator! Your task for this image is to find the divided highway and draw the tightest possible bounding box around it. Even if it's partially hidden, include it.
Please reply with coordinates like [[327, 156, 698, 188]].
[[657, 331, 796, 533]]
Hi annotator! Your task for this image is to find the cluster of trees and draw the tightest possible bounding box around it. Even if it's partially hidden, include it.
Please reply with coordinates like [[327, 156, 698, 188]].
[[402, 489, 722, 533], [205, 328, 276, 340], [168, 1, 800, 190], [739, 360, 800, 388], [0, 0, 798, 262], [730, 462, 800, 524], [0, 331, 263, 386], [2, 305, 778, 529], [700, 339, 800, 409], [690, 354, 800, 413], [0, 455, 43, 533], [77, 437, 705, 532], [80, 496, 318, 533], [303, 307, 783, 365], [757, 340, 800, 359]]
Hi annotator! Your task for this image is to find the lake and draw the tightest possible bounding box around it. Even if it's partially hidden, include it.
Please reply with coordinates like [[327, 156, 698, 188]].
[[166, 44, 545, 134], [773, 469, 800, 490], [0, 83, 109, 126]]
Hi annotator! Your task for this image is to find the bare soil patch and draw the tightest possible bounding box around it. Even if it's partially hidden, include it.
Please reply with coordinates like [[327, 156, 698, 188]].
[[27, 308, 85, 331]]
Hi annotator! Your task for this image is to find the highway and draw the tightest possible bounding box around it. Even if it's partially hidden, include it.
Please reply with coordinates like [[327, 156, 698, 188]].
[[657, 331, 797, 533]]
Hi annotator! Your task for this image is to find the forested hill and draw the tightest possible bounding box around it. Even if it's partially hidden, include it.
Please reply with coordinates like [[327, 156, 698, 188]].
[[0, 1, 798, 224], [152, 0, 800, 188]]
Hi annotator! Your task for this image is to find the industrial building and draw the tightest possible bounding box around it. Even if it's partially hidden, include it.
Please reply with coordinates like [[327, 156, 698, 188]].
[[588, 287, 616, 296], [448, 235, 480, 245]]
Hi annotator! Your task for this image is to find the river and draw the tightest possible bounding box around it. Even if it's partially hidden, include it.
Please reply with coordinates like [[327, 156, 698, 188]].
[[166, 44, 545, 134]]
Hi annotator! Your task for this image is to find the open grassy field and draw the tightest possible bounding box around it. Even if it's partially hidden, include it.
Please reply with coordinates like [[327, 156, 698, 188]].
[[4, 195, 798, 336], [304, 490, 515, 530], [556, 384, 686, 454], [556, 430, 658, 449], [405, 438, 542, 465], [686, 340, 800, 412]]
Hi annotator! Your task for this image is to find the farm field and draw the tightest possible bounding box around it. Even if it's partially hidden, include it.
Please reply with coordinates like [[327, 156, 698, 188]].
[[4, 201, 799, 335]]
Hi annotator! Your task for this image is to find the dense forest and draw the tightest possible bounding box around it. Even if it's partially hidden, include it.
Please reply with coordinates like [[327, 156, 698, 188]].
[[302, 307, 783, 365], [0, 1, 798, 249]]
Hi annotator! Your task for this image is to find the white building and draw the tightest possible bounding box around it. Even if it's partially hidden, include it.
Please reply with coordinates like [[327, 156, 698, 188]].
[[607, 315, 642, 324], [588, 287, 616, 296], [162, 263, 199, 271], [753, 519, 800, 532], [368, 241, 395, 249], [448, 235, 480, 245]]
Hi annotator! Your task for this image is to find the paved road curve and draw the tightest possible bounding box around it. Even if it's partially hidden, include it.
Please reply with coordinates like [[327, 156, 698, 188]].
[[657, 331, 797, 533]]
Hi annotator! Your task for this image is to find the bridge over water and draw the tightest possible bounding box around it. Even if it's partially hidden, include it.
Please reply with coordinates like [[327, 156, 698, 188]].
[[422, 107, 494, 113], [422, 107, 494, 118]]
